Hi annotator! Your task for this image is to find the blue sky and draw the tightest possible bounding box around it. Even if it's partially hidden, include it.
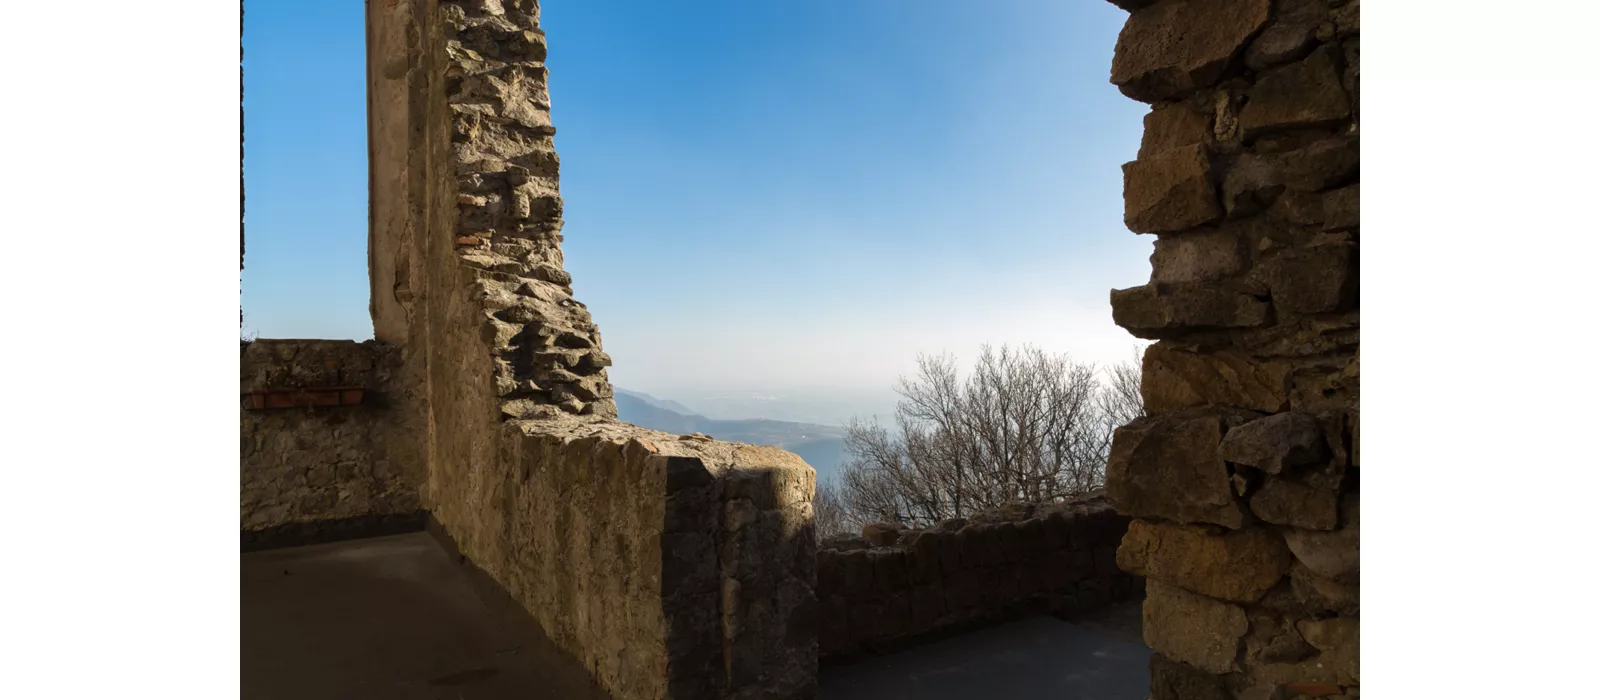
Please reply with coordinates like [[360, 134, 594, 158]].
[[243, 1, 1152, 402]]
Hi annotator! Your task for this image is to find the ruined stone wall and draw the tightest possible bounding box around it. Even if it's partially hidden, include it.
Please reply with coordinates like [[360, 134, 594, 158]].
[[451, 418, 817, 700], [1102, 1, 1358, 698], [361, 2, 820, 698], [240, 340, 425, 548], [817, 499, 1139, 660]]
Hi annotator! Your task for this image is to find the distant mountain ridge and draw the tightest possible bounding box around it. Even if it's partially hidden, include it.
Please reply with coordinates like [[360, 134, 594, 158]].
[[614, 389, 848, 484]]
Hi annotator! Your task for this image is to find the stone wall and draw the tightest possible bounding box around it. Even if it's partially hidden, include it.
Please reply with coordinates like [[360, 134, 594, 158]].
[[240, 340, 425, 548], [1102, 1, 1359, 698], [359, 2, 821, 698], [816, 498, 1140, 660], [466, 418, 818, 700]]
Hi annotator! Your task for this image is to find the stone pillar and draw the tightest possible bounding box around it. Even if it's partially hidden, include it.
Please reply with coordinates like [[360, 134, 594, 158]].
[[363, 3, 819, 698], [1101, 1, 1358, 698]]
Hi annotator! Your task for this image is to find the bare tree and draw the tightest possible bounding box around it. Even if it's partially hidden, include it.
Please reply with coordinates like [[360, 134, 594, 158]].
[[1100, 345, 1147, 430], [812, 480, 854, 538], [836, 344, 1144, 529]]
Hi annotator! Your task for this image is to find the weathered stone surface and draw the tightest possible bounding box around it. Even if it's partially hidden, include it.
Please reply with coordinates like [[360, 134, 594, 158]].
[[815, 499, 1132, 658], [1239, 46, 1352, 139], [1219, 412, 1329, 473], [1290, 561, 1359, 616], [1103, 0, 1359, 692], [1139, 105, 1215, 159], [1118, 520, 1291, 602], [1111, 0, 1274, 103], [1278, 138, 1360, 192], [1249, 617, 1359, 686], [1150, 229, 1251, 283], [860, 522, 901, 547], [1222, 152, 1286, 218], [821, 534, 869, 552], [1149, 653, 1231, 700], [1112, 282, 1271, 339], [1261, 241, 1357, 316], [1331, 0, 1360, 37], [240, 340, 423, 533], [1244, 0, 1329, 71], [1142, 343, 1291, 415], [1283, 493, 1359, 581], [1143, 581, 1249, 674], [1107, 410, 1250, 528], [1123, 144, 1222, 233], [1244, 611, 1316, 665], [1249, 476, 1340, 530], [1321, 184, 1359, 230]]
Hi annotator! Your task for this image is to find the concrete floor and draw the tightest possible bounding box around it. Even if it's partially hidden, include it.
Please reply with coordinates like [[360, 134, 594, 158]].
[[244, 532, 1149, 700], [241, 532, 608, 700], [818, 603, 1151, 700]]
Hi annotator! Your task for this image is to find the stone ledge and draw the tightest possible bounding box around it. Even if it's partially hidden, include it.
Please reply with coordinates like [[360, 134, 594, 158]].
[[429, 414, 818, 700], [240, 511, 426, 553]]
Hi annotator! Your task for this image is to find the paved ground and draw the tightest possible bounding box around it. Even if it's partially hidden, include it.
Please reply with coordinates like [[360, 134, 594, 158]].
[[819, 602, 1151, 700], [244, 532, 1148, 700], [241, 532, 608, 700]]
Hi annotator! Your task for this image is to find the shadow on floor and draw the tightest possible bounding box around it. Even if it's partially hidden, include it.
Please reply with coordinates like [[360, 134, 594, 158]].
[[241, 532, 609, 700], [819, 610, 1151, 700]]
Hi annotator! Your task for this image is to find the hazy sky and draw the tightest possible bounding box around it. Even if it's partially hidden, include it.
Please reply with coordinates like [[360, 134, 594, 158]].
[[242, 1, 1152, 401]]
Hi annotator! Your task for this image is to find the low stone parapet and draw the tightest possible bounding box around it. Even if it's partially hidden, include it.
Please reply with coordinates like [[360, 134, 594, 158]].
[[239, 339, 425, 549], [815, 497, 1142, 660], [430, 415, 819, 700]]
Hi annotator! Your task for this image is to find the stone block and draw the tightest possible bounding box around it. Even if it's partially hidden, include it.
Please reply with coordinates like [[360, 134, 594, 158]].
[[1222, 152, 1286, 218], [1262, 242, 1357, 316], [1111, 0, 1273, 103], [1243, 611, 1316, 666], [1243, 0, 1328, 71], [837, 550, 875, 599], [1143, 581, 1248, 674], [1141, 344, 1292, 415], [1249, 476, 1340, 530], [1117, 520, 1291, 602], [1278, 138, 1359, 192], [1111, 282, 1271, 339], [870, 548, 911, 598], [1123, 144, 1222, 233], [860, 522, 901, 546], [1253, 618, 1359, 686], [1150, 229, 1251, 284], [880, 595, 914, 641], [816, 551, 842, 597], [846, 600, 884, 642], [1219, 412, 1330, 474], [1322, 184, 1359, 230], [1106, 410, 1251, 529], [1290, 561, 1359, 616], [1139, 105, 1214, 159], [994, 521, 1023, 565], [1149, 653, 1231, 700], [910, 583, 946, 631], [963, 524, 1001, 568], [1283, 494, 1359, 581], [903, 531, 945, 585], [1240, 46, 1352, 140]]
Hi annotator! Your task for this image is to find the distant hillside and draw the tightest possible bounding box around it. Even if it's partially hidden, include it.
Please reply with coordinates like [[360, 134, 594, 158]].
[[615, 389, 848, 484], [613, 389, 699, 418]]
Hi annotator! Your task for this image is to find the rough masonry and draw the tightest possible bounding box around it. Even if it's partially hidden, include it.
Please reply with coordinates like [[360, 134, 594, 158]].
[[817, 497, 1139, 660], [1102, 1, 1359, 699], [373, 1, 821, 698], [239, 339, 425, 549]]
